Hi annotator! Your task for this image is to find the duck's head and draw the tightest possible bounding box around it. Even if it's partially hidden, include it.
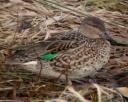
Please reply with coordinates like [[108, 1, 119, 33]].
[[79, 16, 119, 45]]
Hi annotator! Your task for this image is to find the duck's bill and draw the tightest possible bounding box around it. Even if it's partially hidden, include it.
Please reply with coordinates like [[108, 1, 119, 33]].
[[104, 32, 128, 46]]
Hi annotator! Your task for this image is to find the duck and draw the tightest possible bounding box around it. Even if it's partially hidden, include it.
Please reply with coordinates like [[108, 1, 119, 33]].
[[7, 16, 121, 80]]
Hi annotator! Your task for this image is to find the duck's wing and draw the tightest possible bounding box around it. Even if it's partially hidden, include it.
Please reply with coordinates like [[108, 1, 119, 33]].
[[41, 31, 86, 53], [9, 31, 86, 62], [23, 31, 86, 53], [44, 40, 80, 53]]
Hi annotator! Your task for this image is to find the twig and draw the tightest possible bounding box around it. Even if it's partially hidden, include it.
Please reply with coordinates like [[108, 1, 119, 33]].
[[93, 84, 102, 102], [32, 48, 43, 82], [37, 0, 128, 29], [67, 86, 91, 102]]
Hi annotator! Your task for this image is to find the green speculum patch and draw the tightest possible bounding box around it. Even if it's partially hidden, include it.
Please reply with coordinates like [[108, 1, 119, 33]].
[[41, 53, 58, 61]]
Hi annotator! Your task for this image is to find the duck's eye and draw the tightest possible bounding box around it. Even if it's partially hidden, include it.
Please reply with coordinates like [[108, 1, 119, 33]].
[[3, 53, 7, 56]]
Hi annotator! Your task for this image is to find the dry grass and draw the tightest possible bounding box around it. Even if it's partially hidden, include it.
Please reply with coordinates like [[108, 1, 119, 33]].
[[0, 0, 128, 101]]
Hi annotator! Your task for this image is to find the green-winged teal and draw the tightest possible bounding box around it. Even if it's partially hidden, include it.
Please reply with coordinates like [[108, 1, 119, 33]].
[[8, 16, 119, 80]]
